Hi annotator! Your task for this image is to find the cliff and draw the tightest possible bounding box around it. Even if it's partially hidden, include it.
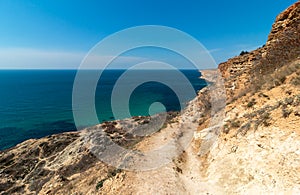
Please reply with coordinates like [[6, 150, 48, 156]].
[[1, 2, 300, 194], [219, 1, 300, 100]]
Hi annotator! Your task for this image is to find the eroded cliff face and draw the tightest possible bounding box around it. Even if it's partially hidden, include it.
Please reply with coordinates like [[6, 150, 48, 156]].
[[1, 2, 300, 195], [219, 1, 300, 101]]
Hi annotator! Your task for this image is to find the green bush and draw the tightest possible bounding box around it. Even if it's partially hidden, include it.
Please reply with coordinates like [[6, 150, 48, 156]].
[[96, 179, 106, 190], [240, 51, 249, 56]]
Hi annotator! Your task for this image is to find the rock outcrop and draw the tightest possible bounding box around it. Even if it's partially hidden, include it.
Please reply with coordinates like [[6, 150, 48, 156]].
[[219, 1, 300, 100]]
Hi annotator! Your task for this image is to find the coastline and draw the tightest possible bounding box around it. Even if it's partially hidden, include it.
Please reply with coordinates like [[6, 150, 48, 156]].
[[1, 2, 300, 193]]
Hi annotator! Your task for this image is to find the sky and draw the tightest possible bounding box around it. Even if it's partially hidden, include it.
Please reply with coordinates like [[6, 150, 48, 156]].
[[0, 0, 298, 69]]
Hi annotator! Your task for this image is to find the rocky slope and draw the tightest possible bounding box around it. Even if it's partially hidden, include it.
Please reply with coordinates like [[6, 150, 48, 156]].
[[1, 2, 300, 194]]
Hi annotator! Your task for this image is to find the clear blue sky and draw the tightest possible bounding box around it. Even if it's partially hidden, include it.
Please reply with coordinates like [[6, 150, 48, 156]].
[[0, 0, 297, 69]]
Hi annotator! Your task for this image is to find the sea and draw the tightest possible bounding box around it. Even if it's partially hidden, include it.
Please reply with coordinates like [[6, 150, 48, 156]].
[[0, 69, 206, 150]]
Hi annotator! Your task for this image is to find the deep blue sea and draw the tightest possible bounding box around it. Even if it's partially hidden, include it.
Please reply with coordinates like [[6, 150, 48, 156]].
[[0, 69, 206, 150]]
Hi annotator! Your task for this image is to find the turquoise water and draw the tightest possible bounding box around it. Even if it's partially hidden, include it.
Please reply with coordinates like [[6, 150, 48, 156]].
[[0, 70, 206, 150]]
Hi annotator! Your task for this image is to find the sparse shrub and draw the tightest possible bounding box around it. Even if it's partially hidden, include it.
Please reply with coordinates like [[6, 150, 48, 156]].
[[286, 90, 292, 95], [238, 122, 251, 136], [247, 98, 256, 108], [96, 168, 122, 190], [223, 124, 230, 134], [291, 76, 300, 86], [282, 108, 293, 118], [240, 50, 249, 56], [254, 120, 260, 130], [292, 95, 300, 106], [261, 112, 271, 126], [244, 112, 257, 119], [278, 100, 285, 107], [230, 119, 241, 128], [257, 108, 266, 116], [284, 97, 294, 105], [274, 79, 282, 86], [96, 179, 106, 190], [253, 61, 300, 92], [278, 75, 287, 84], [108, 168, 121, 177]]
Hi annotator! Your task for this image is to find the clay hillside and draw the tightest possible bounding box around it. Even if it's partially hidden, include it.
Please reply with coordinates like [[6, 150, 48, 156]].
[[1, 2, 300, 194]]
